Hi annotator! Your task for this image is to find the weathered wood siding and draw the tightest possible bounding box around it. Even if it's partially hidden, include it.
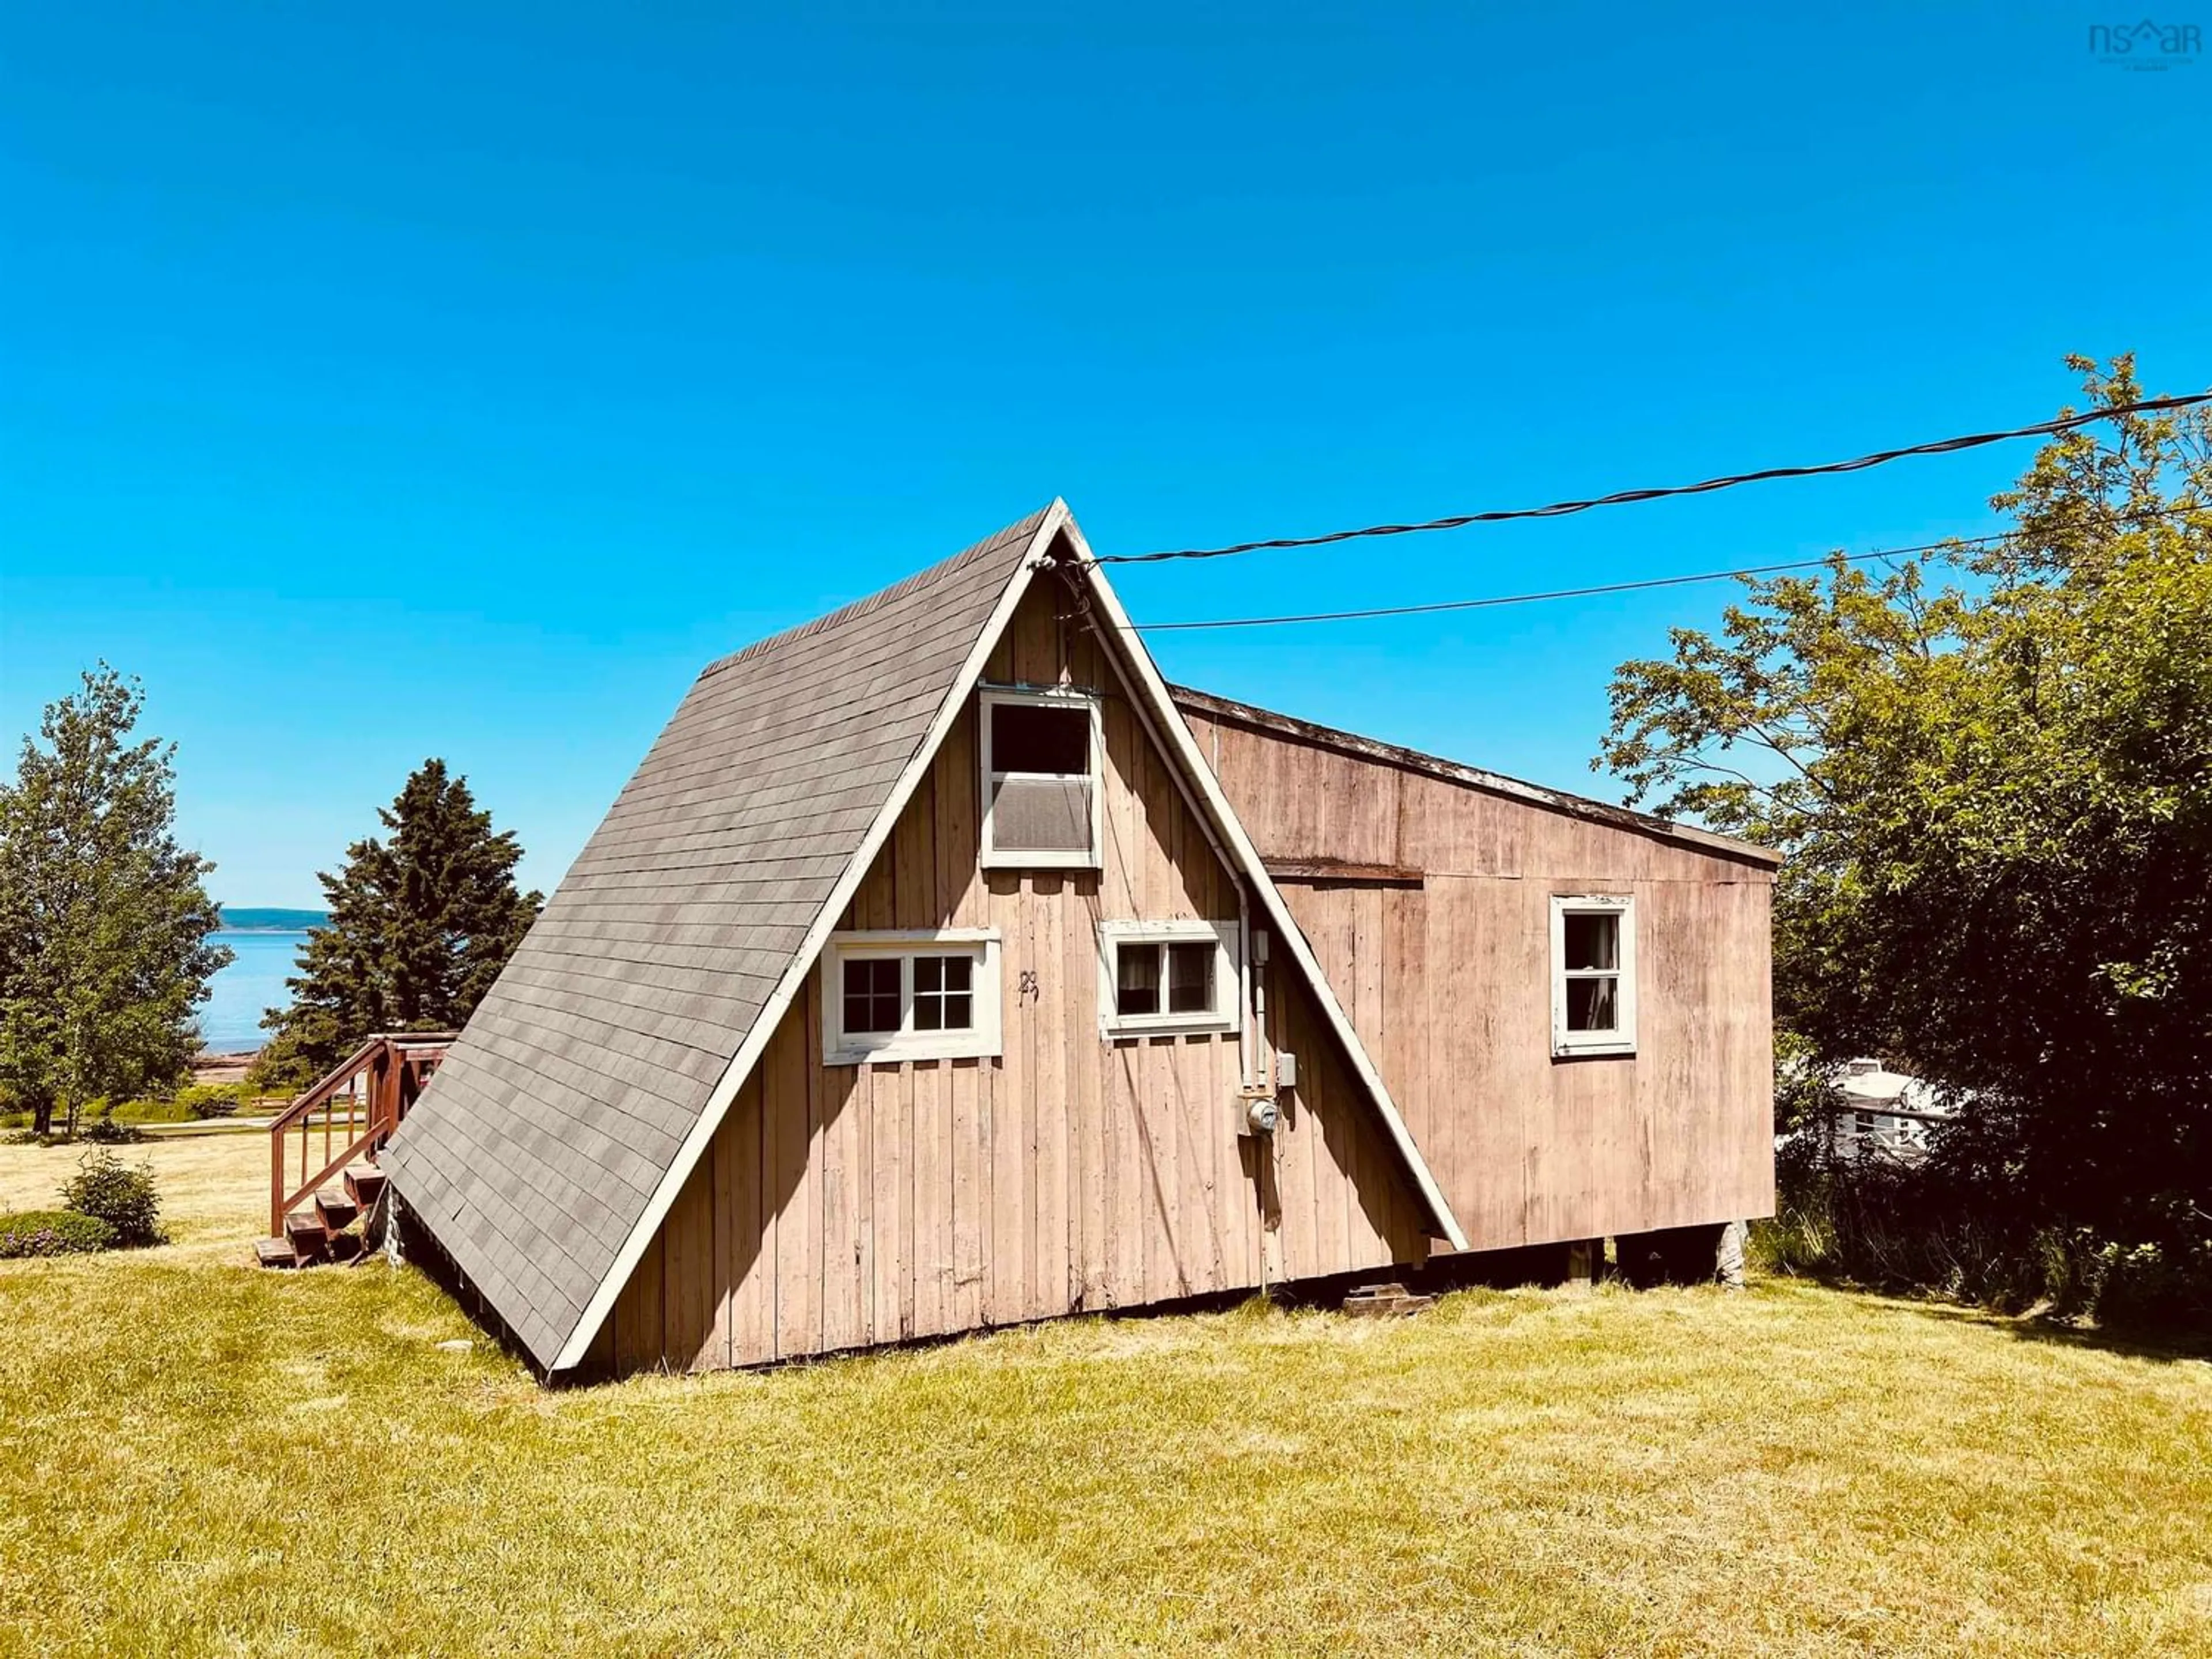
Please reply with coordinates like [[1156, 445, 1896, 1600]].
[[602, 590, 1430, 1373], [1179, 700, 1776, 1255]]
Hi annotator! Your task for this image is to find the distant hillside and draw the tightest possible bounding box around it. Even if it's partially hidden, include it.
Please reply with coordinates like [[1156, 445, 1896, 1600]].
[[218, 907, 329, 933]]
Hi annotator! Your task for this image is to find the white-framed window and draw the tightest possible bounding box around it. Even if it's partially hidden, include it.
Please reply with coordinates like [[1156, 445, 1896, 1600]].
[[1549, 895, 1636, 1058], [820, 930, 1002, 1066], [979, 685, 1103, 869], [1096, 920, 1240, 1037]]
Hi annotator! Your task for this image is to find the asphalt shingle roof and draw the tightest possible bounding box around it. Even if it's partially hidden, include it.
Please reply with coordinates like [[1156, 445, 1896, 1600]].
[[381, 507, 1052, 1370]]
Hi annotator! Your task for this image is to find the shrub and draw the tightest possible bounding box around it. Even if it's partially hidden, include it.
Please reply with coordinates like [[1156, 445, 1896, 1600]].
[[0, 1210, 118, 1258], [79, 1113, 149, 1145], [2092, 1239, 2212, 1330], [107, 1097, 191, 1125], [1758, 1138, 2073, 1312], [173, 1082, 247, 1120], [60, 1150, 165, 1248], [1757, 1135, 2212, 1338]]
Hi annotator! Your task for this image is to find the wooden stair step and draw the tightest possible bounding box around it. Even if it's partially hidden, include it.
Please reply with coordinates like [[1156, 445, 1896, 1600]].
[[254, 1236, 300, 1270], [315, 1191, 359, 1232], [343, 1166, 387, 1207], [283, 1212, 329, 1260], [1342, 1282, 1435, 1319]]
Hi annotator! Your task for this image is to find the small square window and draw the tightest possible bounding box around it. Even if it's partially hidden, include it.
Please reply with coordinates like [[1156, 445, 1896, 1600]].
[[1098, 923, 1237, 1036], [1550, 897, 1635, 1057], [842, 957, 902, 1035], [913, 953, 974, 1032], [823, 934, 1001, 1065]]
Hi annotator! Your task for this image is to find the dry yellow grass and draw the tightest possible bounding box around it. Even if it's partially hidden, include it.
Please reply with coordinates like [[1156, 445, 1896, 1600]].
[[1, 1132, 2207, 1656], [0, 1126, 273, 1258]]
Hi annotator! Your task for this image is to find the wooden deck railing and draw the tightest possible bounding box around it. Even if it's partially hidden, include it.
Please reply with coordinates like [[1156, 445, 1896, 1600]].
[[268, 1032, 455, 1237]]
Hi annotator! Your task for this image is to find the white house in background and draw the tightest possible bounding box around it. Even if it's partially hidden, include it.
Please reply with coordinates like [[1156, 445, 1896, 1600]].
[[1825, 1059, 1954, 1161]]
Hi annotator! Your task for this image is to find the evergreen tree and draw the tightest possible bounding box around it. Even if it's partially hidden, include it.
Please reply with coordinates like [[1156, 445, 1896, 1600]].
[[254, 760, 541, 1086], [0, 667, 232, 1137]]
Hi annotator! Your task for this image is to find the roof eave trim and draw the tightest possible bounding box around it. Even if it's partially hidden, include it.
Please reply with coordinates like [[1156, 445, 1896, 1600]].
[[547, 502, 1072, 1371], [1166, 684, 1783, 870], [1062, 532, 1471, 1252]]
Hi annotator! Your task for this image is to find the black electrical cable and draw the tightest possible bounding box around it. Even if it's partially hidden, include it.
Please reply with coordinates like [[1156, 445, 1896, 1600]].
[[1095, 393, 2212, 566], [1120, 507, 2203, 632]]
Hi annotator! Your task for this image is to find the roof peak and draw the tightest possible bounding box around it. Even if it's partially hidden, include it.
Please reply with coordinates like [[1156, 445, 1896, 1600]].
[[700, 502, 1062, 681]]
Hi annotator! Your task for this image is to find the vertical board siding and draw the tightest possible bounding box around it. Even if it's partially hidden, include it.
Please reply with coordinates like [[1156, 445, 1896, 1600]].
[[661, 1152, 718, 1371], [770, 1005, 819, 1360], [607, 588, 1431, 1371], [1178, 704, 1776, 1260], [725, 1072, 768, 1361]]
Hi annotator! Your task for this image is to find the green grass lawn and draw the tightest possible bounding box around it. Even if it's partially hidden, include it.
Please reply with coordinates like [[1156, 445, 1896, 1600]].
[[2, 1135, 2208, 1656]]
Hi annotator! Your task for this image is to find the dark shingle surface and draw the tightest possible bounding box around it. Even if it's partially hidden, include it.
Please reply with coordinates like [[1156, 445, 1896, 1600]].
[[382, 507, 1051, 1369]]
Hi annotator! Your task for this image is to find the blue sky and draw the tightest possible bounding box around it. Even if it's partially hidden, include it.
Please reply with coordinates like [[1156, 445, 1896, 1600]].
[[3, 2, 2206, 907]]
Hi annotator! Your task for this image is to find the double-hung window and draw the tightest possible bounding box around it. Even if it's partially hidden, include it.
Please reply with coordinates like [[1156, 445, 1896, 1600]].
[[979, 687, 1103, 869], [1097, 921, 1240, 1037], [1550, 895, 1636, 1057], [821, 930, 1002, 1065]]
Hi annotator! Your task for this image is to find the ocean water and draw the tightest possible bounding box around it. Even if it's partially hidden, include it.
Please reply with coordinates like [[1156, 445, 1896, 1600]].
[[198, 930, 309, 1052]]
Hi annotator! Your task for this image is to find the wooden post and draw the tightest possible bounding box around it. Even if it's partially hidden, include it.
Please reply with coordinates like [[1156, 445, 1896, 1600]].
[[270, 1119, 286, 1237], [1566, 1238, 1599, 1285], [372, 1045, 393, 1140]]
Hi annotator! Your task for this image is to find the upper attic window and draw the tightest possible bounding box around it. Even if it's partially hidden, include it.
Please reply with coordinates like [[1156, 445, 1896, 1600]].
[[979, 687, 1102, 869]]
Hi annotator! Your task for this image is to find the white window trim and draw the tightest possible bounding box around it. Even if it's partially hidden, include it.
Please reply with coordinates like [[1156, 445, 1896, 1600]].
[[1550, 895, 1637, 1058], [978, 684, 1104, 870], [821, 929, 1002, 1066], [1096, 919, 1240, 1038]]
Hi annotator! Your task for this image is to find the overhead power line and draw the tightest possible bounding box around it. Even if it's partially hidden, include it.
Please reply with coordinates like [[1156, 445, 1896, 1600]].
[[1124, 509, 2203, 633], [1096, 393, 2212, 566]]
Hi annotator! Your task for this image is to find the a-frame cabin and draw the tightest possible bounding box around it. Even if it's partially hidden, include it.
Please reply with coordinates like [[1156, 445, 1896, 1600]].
[[381, 503, 1775, 1379]]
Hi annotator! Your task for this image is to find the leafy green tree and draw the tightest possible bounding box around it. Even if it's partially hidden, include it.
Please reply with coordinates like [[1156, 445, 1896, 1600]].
[[0, 668, 231, 1137], [253, 760, 541, 1086], [1598, 355, 2212, 1255]]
